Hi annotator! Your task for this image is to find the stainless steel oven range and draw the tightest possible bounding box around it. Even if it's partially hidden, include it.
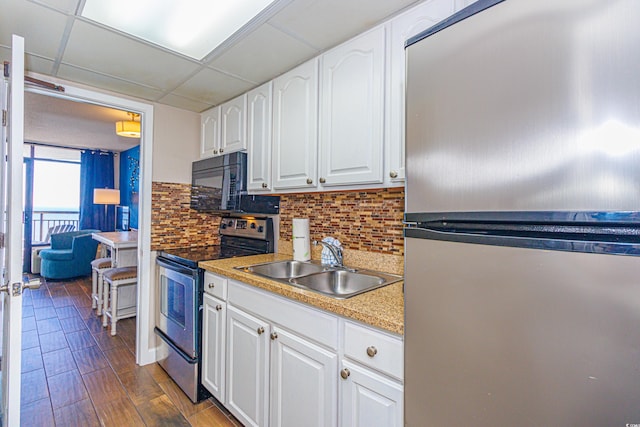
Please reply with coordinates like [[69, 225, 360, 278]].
[[154, 216, 275, 402]]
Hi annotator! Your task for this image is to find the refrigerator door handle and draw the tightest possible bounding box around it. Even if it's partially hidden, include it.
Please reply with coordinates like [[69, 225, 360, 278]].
[[404, 211, 640, 257]]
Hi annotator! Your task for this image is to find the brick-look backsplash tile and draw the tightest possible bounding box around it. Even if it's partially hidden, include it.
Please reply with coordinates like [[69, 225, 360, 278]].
[[151, 182, 221, 251], [279, 188, 405, 255]]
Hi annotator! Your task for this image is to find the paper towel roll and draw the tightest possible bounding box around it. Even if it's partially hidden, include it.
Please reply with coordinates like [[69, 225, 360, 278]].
[[292, 218, 310, 261]]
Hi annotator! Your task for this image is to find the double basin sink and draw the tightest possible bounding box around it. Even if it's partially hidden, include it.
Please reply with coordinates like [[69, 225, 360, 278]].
[[235, 260, 402, 299]]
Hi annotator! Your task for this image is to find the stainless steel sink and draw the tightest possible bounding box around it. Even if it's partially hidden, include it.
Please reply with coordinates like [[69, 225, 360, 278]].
[[290, 269, 401, 298], [236, 260, 326, 280], [236, 260, 402, 299]]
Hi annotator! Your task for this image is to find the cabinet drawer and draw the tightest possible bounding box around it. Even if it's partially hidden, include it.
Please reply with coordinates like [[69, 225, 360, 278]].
[[343, 321, 403, 381], [203, 271, 227, 300]]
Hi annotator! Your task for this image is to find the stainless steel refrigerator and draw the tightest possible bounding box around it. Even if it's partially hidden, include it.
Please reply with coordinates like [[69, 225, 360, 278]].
[[403, 0, 640, 425]]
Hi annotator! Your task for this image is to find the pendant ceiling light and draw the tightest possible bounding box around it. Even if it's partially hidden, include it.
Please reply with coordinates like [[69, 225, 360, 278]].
[[115, 112, 140, 138]]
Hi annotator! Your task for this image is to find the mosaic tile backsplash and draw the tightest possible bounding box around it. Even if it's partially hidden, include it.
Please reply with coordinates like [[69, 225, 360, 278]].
[[151, 183, 405, 256], [279, 188, 405, 255], [151, 182, 221, 251]]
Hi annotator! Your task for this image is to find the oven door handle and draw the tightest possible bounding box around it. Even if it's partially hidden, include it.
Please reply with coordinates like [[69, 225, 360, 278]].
[[156, 257, 198, 278], [154, 327, 198, 364]]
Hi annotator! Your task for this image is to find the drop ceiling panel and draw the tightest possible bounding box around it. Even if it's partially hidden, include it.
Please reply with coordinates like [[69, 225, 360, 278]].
[[172, 68, 255, 107], [270, 0, 419, 49], [57, 63, 166, 101], [155, 93, 213, 113], [34, 0, 82, 14], [0, 0, 69, 59], [207, 24, 318, 84], [62, 20, 201, 90]]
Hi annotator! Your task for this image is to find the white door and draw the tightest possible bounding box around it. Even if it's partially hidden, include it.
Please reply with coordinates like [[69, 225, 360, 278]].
[[1, 34, 27, 427], [202, 293, 226, 403], [220, 94, 247, 155], [272, 59, 318, 190], [226, 305, 270, 427], [339, 361, 403, 427], [246, 82, 273, 193], [319, 26, 385, 187], [269, 327, 338, 427]]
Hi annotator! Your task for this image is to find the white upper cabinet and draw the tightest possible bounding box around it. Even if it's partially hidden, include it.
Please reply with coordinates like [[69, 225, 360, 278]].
[[247, 82, 273, 192], [319, 26, 385, 187], [200, 106, 220, 158], [220, 94, 247, 155], [272, 58, 319, 190], [387, 0, 457, 182]]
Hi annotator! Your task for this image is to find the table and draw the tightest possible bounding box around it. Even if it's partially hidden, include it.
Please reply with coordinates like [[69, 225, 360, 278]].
[[92, 231, 138, 268], [92, 231, 139, 316]]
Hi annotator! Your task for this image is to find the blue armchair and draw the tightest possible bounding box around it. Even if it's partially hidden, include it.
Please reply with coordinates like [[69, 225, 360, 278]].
[[39, 229, 102, 279]]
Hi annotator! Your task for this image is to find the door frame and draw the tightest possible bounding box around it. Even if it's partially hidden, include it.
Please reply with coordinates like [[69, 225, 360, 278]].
[[25, 75, 156, 366]]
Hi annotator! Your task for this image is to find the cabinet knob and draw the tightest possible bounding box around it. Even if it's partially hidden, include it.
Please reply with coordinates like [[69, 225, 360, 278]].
[[270, 332, 278, 340], [208, 283, 215, 289], [340, 368, 351, 380], [306, 178, 313, 185], [257, 326, 265, 335], [213, 149, 218, 154], [214, 304, 222, 311], [389, 171, 398, 179], [319, 177, 326, 184], [219, 148, 224, 153], [261, 183, 268, 189], [366, 346, 378, 358]]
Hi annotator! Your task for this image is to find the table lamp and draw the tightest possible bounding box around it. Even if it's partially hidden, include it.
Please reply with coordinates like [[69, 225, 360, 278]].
[[94, 188, 120, 231]]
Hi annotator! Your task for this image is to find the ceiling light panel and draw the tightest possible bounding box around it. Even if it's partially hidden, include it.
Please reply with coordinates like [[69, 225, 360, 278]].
[[81, 0, 277, 60]]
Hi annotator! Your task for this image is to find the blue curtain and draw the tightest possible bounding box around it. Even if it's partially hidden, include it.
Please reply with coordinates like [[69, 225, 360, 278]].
[[79, 151, 115, 231]]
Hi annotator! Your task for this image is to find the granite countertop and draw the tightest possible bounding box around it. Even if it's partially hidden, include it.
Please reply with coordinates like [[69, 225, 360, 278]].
[[199, 253, 404, 336]]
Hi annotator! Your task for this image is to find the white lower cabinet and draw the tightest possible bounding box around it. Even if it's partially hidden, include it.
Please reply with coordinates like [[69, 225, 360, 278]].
[[201, 276, 402, 427], [202, 293, 226, 403], [339, 360, 404, 427], [270, 327, 337, 427], [226, 304, 270, 427]]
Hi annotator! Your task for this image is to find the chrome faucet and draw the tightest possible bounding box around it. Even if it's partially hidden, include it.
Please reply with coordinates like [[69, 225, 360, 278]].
[[313, 240, 344, 267]]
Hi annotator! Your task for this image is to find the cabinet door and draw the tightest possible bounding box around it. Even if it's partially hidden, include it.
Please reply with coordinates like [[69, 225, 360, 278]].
[[272, 59, 318, 190], [339, 360, 403, 427], [201, 106, 220, 158], [319, 26, 385, 187], [387, 0, 455, 182], [220, 94, 247, 154], [247, 82, 273, 192], [269, 327, 338, 427], [226, 305, 270, 427], [202, 293, 226, 403]]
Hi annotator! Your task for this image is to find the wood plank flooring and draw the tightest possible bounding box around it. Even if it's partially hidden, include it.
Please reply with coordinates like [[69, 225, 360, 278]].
[[19, 276, 241, 427]]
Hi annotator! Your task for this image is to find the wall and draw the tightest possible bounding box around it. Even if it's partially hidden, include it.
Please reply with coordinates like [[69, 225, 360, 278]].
[[119, 145, 140, 229], [151, 104, 200, 184]]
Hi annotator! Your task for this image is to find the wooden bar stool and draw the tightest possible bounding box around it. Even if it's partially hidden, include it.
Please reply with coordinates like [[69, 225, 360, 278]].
[[91, 257, 112, 315], [102, 266, 137, 336]]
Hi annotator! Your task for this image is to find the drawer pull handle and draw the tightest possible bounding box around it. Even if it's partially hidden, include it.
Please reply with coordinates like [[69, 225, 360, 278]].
[[208, 283, 215, 289], [366, 346, 378, 358], [257, 326, 265, 335], [340, 368, 351, 380], [270, 332, 278, 340], [215, 305, 222, 311]]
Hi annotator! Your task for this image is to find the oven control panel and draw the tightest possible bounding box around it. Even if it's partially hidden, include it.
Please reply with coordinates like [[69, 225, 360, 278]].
[[219, 217, 271, 240]]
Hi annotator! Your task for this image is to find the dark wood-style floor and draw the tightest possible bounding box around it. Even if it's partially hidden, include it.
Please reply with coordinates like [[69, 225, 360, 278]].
[[19, 275, 241, 426]]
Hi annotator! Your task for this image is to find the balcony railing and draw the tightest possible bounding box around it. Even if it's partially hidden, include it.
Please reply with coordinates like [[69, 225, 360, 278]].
[[31, 210, 80, 243]]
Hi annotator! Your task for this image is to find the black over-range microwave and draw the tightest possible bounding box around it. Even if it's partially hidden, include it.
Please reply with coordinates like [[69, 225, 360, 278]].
[[191, 152, 280, 214]]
